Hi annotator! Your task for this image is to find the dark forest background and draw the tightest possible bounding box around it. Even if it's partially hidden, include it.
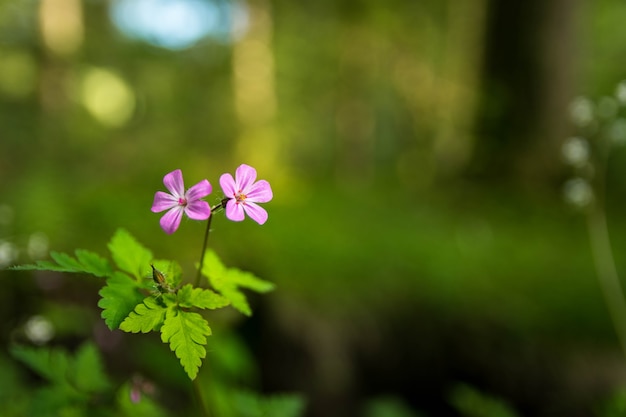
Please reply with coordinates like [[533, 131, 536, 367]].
[[4, 0, 626, 416]]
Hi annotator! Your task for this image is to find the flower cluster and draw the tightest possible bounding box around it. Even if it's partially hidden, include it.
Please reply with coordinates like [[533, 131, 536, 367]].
[[151, 164, 273, 234]]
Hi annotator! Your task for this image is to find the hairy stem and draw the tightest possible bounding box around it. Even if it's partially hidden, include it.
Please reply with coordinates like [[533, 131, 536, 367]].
[[195, 200, 228, 287], [195, 214, 213, 287]]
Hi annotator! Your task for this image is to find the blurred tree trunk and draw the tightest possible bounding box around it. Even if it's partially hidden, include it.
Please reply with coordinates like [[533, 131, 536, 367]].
[[469, 0, 582, 189]]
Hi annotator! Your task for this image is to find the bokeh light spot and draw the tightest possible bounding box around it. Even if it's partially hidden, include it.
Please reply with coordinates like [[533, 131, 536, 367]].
[[24, 315, 55, 345], [80, 67, 135, 128], [110, 0, 248, 50]]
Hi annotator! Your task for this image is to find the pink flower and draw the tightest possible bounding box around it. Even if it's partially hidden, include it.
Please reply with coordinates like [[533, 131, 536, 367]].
[[151, 169, 212, 234], [220, 164, 273, 225]]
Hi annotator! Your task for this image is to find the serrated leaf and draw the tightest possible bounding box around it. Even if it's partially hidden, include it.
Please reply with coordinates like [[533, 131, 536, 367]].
[[98, 272, 145, 330], [160, 308, 211, 380], [200, 249, 226, 278], [177, 284, 230, 310], [11, 250, 113, 278], [72, 343, 110, 393], [50, 251, 83, 270], [229, 268, 275, 293], [120, 297, 167, 333], [74, 250, 114, 277], [201, 249, 273, 316], [108, 229, 152, 281], [214, 285, 252, 316]]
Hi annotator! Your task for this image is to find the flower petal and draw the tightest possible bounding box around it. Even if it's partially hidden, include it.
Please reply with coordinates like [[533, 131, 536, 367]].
[[185, 200, 211, 220], [242, 202, 268, 225], [224, 199, 245, 222], [219, 173, 237, 198], [186, 179, 212, 201], [246, 180, 273, 203], [159, 206, 184, 234], [163, 169, 185, 198], [235, 164, 257, 192], [151, 191, 178, 213]]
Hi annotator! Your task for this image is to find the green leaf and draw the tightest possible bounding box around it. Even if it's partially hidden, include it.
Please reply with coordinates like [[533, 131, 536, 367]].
[[177, 284, 230, 310], [11, 249, 113, 278], [201, 249, 227, 277], [160, 308, 211, 380], [152, 259, 183, 290], [11, 343, 111, 415], [71, 343, 110, 393], [10, 345, 70, 385], [98, 272, 145, 330], [232, 391, 307, 417], [201, 249, 274, 316], [120, 297, 167, 333], [213, 285, 253, 316], [230, 269, 275, 293], [108, 228, 153, 281], [74, 250, 114, 277]]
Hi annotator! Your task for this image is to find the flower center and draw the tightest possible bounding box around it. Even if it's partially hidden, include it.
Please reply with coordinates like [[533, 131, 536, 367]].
[[235, 192, 247, 204], [178, 197, 187, 206]]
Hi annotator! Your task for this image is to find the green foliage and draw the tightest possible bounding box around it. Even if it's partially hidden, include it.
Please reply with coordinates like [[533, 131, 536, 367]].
[[10, 228, 268, 380], [12, 249, 113, 277], [449, 384, 519, 417], [363, 396, 423, 417], [599, 386, 626, 417], [10, 343, 172, 417], [201, 249, 274, 316], [160, 308, 212, 380], [230, 391, 306, 417], [98, 271, 146, 330], [177, 284, 231, 309], [10, 343, 111, 416], [120, 296, 168, 333], [108, 228, 153, 281], [116, 382, 170, 417], [151, 259, 183, 291]]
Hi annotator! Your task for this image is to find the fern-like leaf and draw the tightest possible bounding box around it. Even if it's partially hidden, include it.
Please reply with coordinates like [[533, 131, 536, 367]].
[[160, 308, 211, 380], [177, 284, 230, 310], [11, 249, 113, 278], [200, 249, 274, 316], [98, 272, 145, 330], [119, 297, 167, 333], [108, 228, 152, 281]]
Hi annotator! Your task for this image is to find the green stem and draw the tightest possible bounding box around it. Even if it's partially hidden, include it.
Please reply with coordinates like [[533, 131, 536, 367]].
[[194, 200, 228, 287], [587, 137, 626, 358], [193, 375, 211, 417], [195, 214, 213, 287]]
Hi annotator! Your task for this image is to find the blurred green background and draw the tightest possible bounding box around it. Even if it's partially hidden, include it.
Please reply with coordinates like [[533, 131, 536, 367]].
[[4, 0, 626, 416]]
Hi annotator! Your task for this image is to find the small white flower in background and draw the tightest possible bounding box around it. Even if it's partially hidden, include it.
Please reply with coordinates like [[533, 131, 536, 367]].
[[616, 81, 626, 105], [569, 96, 595, 127], [27, 232, 49, 260], [0, 241, 18, 267], [563, 178, 594, 208], [561, 137, 590, 168], [24, 315, 55, 345]]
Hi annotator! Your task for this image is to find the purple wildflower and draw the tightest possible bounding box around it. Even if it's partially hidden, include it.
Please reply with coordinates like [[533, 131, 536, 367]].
[[219, 164, 273, 225], [151, 169, 212, 234]]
